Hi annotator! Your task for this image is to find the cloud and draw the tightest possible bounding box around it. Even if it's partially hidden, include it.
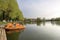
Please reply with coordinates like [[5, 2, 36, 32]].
[[17, 0, 60, 19]]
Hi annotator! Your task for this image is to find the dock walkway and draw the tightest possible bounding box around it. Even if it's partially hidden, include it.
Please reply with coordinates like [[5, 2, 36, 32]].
[[0, 28, 7, 40]]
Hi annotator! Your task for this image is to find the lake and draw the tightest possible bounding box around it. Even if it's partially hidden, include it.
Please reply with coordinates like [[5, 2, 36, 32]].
[[6, 21, 60, 40]]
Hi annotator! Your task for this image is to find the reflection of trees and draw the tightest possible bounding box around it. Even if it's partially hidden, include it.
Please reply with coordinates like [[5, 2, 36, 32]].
[[36, 21, 41, 26], [55, 21, 60, 25], [6, 30, 24, 40], [51, 21, 60, 26], [51, 21, 55, 25], [42, 22, 45, 26], [24, 21, 42, 26], [24, 22, 34, 24]]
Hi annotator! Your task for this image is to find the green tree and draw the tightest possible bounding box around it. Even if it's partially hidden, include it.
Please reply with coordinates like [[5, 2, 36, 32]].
[[36, 18, 41, 22], [0, 0, 24, 21]]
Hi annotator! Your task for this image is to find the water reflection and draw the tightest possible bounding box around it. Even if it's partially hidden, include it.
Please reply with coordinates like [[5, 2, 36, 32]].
[[19, 22, 60, 40], [6, 30, 24, 40], [36, 21, 42, 26], [36, 21, 60, 26], [25, 21, 60, 26], [51, 21, 60, 26], [6, 21, 60, 40], [24, 22, 42, 26]]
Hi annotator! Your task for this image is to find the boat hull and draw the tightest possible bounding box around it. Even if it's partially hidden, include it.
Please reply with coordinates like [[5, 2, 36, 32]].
[[5, 28, 25, 31]]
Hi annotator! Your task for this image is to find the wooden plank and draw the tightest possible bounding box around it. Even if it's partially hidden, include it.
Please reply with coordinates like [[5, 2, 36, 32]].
[[0, 28, 7, 40]]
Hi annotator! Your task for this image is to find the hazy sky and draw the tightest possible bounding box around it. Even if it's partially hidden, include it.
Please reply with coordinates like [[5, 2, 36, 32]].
[[17, 0, 60, 19]]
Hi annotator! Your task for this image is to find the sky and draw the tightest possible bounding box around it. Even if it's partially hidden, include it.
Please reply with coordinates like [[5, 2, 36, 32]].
[[17, 0, 60, 19]]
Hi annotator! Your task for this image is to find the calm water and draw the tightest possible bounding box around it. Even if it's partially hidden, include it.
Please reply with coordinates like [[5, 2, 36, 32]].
[[6, 21, 60, 40]]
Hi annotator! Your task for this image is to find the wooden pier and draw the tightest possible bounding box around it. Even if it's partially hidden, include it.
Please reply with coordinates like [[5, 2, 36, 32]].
[[0, 28, 7, 40]]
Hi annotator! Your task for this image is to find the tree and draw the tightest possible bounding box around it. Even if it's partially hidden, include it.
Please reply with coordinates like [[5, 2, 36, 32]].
[[0, 0, 24, 21], [36, 17, 41, 22]]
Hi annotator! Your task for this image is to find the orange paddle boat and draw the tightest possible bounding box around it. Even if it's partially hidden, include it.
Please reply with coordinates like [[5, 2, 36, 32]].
[[5, 22, 25, 31]]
